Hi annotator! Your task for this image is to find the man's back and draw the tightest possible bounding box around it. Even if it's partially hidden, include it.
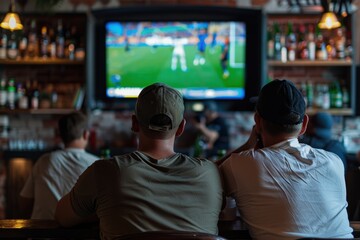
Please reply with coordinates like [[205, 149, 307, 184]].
[[69, 151, 222, 238], [21, 148, 98, 219], [219, 139, 353, 240]]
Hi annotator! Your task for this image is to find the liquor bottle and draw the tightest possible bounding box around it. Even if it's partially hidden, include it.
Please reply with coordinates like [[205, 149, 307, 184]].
[[30, 80, 39, 109], [286, 22, 296, 61], [345, 38, 353, 61], [39, 26, 49, 58], [7, 78, 16, 109], [0, 29, 7, 59], [341, 80, 350, 108], [326, 39, 336, 60], [19, 27, 28, 58], [280, 33, 287, 63], [27, 19, 38, 58], [100, 148, 111, 159], [315, 26, 327, 60], [322, 84, 330, 109], [330, 81, 343, 108], [193, 136, 207, 158], [334, 27, 346, 59], [51, 89, 58, 108], [0, 78, 7, 108], [7, 31, 19, 60], [267, 25, 274, 59], [48, 26, 56, 59], [56, 19, 65, 59], [297, 24, 308, 60], [17, 82, 28, 109], [307, 24, 316, 61], [66, 25, 78, 60], [273, 22, 281, 61], [313, 84, 323, 109], [306, 81, 314, 108]]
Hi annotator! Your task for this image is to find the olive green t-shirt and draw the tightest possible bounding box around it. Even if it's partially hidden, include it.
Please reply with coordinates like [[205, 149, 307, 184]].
[[70, 151, 223, 240]]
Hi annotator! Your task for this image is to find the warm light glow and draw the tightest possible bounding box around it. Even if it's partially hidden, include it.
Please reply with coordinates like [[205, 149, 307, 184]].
[[0, 12, 23, 31], [318, 12, 341, 30]]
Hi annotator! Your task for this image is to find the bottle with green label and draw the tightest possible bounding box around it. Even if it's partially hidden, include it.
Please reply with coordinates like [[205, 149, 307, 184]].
[[7, 78, 16, 109]]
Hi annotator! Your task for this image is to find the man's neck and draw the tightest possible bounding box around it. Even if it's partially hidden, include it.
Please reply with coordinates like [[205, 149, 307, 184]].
[[64, 139, 86, 150], [261, 134, 297, 148], [137, 138, 175, 160]]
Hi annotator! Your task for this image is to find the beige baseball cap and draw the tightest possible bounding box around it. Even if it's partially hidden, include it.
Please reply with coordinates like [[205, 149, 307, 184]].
[[135, 83, 184, 132]]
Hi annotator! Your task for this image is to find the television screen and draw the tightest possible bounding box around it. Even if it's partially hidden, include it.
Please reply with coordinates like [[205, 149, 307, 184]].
[[90, 6, 265, 111], [105, 21, 246, 100]]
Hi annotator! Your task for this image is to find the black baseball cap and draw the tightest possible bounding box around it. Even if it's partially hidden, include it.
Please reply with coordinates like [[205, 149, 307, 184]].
[[256, 79, 306, 125]]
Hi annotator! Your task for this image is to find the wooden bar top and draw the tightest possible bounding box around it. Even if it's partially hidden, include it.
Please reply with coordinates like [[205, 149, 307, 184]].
[[0, 219, 358, 239], [0, 219, 99, 239]]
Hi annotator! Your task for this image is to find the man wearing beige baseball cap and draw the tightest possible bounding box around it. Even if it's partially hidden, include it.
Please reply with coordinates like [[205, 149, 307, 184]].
[[55, 83, 223, 239]]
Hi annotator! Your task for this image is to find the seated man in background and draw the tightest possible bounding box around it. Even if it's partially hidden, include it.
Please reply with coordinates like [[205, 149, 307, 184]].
[[219, 79, 353, 240], [192, 101, 229, 158], [20, 112, 98, 219], [55, 83, 223, 238], [300, 112, 347, 171]]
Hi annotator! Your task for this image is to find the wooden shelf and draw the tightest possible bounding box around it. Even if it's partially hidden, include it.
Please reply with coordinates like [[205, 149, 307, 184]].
[[0, 108, 78, 115], [268, 60, 353, 67], [306, 108, 353, 116], [0, 58, 84, 65]]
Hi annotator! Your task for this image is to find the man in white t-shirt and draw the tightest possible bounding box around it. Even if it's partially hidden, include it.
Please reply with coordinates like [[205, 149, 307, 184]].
[[20, 112, 98, 219], [219, 79, 353, 240]]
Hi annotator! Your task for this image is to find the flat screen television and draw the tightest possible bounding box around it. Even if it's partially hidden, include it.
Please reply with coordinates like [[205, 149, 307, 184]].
[[89, 6, 265, 111]]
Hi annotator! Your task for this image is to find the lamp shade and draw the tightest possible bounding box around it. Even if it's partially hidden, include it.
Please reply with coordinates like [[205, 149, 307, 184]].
[[0, 12, 23, 31], [318, 12, 341, 29]]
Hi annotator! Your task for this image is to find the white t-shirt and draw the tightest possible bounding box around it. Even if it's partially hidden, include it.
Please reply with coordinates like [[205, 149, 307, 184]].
[[219, 138, 353, 240], [20, 148, 98, 219]]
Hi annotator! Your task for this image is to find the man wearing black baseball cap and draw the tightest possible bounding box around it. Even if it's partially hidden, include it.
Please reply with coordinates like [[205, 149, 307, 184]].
[[55, 83, 223, 238], [219, 79, 352, 239]]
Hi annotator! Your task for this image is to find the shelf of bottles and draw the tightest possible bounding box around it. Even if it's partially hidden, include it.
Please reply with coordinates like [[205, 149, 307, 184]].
[[0, 13, 86, 113], [0, 16, 85, 63], [297, 80, 351, 116], [0, 77, 84, 113], [266, 14, 353, 116]]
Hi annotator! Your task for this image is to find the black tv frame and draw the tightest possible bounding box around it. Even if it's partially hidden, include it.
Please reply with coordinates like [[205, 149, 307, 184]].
[[88, 5, 266, 112]]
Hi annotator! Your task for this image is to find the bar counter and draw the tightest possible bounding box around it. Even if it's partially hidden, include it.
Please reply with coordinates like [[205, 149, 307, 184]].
[[0, 219, 359, 239]]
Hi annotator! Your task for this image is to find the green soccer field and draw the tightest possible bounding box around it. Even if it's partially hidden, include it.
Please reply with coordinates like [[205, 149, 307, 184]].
[[106, 41, 245, 90]]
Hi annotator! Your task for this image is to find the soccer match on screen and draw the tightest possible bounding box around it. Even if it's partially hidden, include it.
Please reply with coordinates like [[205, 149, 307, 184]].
[[105, 21, 246, 99]]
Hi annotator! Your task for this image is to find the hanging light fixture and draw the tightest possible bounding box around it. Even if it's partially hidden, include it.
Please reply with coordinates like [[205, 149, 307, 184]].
[[318, 12, 341, 29], [318, 0, 341, 29], [0, 0, 23, 31]]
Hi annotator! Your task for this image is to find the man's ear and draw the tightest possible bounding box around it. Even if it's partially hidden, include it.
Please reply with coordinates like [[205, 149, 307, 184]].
[[299, 114, 309, 136], [131, 115, 140, 132], [83, 129, 90, 140], [175, 119, 186, 137]]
